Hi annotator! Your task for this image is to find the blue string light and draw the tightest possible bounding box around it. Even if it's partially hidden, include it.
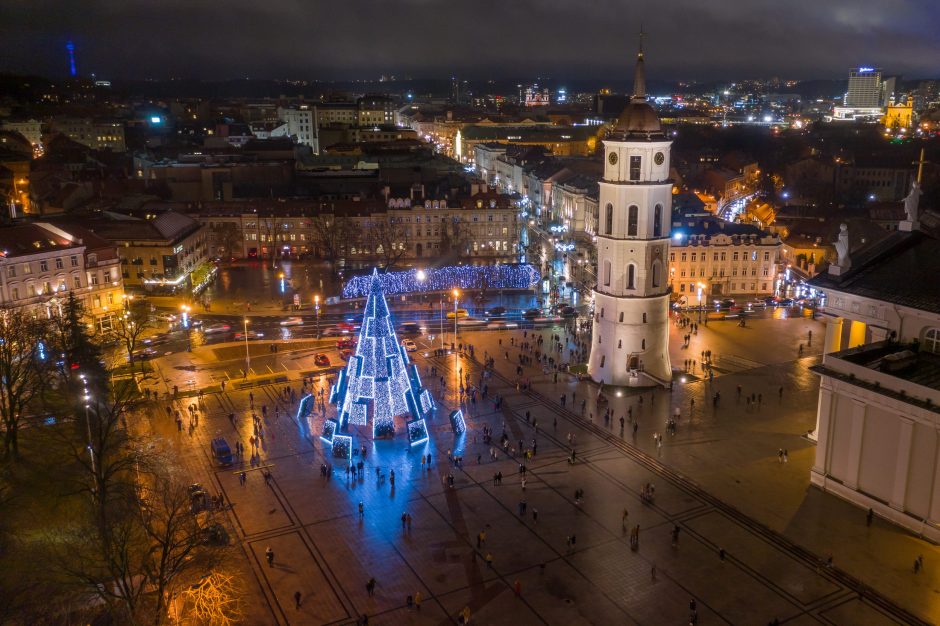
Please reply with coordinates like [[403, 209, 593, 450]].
[[449, 409, 466, 434], [321, 419, 337, 443], [342, 264, 540, 299], [331, 269, 435, 445], [407, 419, 429, 445], [332, 435, 352, 459]]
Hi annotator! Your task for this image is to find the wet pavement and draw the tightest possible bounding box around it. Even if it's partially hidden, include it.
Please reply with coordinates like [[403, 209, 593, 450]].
[[139, 310, 939, 625]]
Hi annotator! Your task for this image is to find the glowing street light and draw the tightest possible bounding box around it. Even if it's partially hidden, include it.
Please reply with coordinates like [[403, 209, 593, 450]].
[[453, 288, 460, 342], [314, 295, 320, 338], [243, 318, 250, 376]]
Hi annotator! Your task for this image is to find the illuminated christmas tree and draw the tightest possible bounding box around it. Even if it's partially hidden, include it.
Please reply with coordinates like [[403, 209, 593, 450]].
[[330, 269, 434, 441]]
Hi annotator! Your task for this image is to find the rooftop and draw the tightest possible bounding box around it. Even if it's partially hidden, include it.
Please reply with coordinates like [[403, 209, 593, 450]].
[[809, 227, 940, 314]]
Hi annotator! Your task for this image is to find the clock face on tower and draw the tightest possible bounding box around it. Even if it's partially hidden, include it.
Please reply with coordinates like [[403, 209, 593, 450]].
[[608, 152, 618, 166], [654, 152, 665, 165]]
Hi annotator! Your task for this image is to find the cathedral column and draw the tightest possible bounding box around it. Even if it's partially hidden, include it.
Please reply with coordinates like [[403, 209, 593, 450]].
[[824, 317, 844, 353]]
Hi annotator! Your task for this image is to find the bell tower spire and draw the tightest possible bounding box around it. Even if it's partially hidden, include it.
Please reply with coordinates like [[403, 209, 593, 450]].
[[633, 26, 646, 99]]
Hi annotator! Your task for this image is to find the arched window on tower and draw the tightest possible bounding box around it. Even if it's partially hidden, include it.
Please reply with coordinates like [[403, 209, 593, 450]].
[[627, 264, 636, 289], [652, 260, 661, 287], [627, 206, 638, 237], [603, 260, 611, 286], [605, 203, 613, 235], [653, 204, 663, 237]]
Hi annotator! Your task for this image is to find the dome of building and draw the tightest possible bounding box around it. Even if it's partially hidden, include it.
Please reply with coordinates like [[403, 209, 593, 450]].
[[616, 98, 663, 135]]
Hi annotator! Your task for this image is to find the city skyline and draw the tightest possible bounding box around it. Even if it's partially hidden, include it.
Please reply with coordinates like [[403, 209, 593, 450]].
[[2, 0, 939, 82]]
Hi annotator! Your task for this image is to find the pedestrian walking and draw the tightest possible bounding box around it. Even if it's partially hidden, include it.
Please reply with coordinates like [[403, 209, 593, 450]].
[[358, 501, 364, 517], [532, 508, 538, 524], [239, 471, 246, 486], [414, 591, 422, 610], [866, 508, 874, 526], [651, 563, 657, 581], [719, 548, 726, 562], [294, 591, 302, 609], [366, 577, 376, 596], [265, 546, 275, 566]]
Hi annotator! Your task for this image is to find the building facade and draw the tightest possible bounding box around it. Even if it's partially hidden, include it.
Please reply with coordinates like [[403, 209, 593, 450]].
[[48, 118, 126, 152], [277, 105, 319, 151], [588, 46, 673, 387], [668, 220, 780, 299], [0, 222, 123, 329], [808, 216, 940, 541]]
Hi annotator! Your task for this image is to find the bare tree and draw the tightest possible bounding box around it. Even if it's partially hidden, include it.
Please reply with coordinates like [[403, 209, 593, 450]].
[[440, 218, 471, 260], [310, 214, 359, 276], [259, 214, 284, 269], [139, 472, 222, 626], [0, 310, 47, 459], [213, 222, 243, 262], [363, 216, 411, 270], [109, 301, 153, 371], [179, 571, 245, 626]]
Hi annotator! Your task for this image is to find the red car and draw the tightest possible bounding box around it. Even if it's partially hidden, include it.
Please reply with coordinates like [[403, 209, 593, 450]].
[[314, 354, 331, 367], [339, 349, 353, 361], [336, 338, 357, 350]]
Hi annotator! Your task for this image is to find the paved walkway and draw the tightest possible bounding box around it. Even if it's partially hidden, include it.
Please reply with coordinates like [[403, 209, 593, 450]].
[[140, 310, 938, 624]]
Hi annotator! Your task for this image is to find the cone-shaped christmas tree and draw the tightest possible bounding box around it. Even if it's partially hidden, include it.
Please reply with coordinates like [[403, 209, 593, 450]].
[[330, 269, 434, 439]]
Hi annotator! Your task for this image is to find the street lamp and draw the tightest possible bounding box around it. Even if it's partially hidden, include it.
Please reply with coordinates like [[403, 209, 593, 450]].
[[314, 295, 320, 338], [80, 374, 96, 475], [697, 283, 705, 323], [243, 318, 250, 376], [452, 288, 459, 344], [179, 303, 190, 328]]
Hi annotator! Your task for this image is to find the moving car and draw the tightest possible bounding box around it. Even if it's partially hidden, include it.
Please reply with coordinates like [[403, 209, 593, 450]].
[[337, 337, 357, 350], [203, 323, 231, 334], [401, 339, 417, 352], [130, 347, 158, 361], [487, 321, 519, 330], [234, 330, 263, 340], [523, 308, 541, 319], [457, 318, 487, 327], [280, 316, 304, 327], [400, 322, 421, 334], [314, 354, 331, 367], [446, 308, 469, 319], [487, 306, 507, 317], [560, 306, 577, 318]]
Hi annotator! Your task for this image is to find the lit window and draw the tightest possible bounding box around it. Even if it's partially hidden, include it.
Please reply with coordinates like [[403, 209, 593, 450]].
[[924, 328, 940, 354]]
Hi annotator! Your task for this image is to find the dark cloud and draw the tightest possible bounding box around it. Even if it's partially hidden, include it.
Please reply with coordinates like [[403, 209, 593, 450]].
[[1, 0, 937, 81]]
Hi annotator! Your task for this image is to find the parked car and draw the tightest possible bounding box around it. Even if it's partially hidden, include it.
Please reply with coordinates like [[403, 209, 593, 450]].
[[210, 438, 233, 466], [337, 338, 357, 350], [560, 306, 577, 318], [339, 348, 353, 360], [314, 354, 331, 367], [488, 306, 507, 317], [401, 339, 417, 352], [400, 322, 421, 334], [203, 323, 231, 334], [777, 298, 794, 306], [523, 308, 541, 319], [280, 316, 304, 327], [446, 308, 469, 319], [200, 522, 230, 546]]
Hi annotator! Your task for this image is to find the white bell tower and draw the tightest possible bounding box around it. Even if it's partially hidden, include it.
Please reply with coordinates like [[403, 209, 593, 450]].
[[588, 36, 673, 387]]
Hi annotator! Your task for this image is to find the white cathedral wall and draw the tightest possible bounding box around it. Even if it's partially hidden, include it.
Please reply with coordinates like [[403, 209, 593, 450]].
[[587, 291, 671, 385]]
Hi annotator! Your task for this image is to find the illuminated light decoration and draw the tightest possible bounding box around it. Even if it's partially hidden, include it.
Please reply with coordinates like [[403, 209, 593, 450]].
[[407, 419, 429, 445], [321, 419, 337, 443], [449, 409, 467, 434], [296, 393, 314, 421], [858, 67, 875, 73], [342, 264, 539, 299], [332, 434, 352, 459], [331, 269, 434, 441]]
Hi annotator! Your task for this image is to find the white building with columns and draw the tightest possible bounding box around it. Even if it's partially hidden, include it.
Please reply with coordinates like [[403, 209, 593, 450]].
[[588, 42, 672, 387], [808, 204, 940, 541]]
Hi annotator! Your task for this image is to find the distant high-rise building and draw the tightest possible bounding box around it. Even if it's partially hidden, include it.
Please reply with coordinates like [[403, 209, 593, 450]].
[[845, 67, 882, 107], [832, 67, 888, 122]]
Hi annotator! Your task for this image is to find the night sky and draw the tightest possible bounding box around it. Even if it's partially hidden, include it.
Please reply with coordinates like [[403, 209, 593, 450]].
[[2, 0, 938, 82]]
